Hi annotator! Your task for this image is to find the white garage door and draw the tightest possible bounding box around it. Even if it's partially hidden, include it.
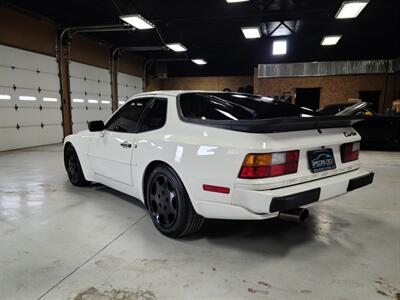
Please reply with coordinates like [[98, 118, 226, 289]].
[[0, 44, 63, 152], [117, 72, 143, 107], [69, 62, 113, 133]]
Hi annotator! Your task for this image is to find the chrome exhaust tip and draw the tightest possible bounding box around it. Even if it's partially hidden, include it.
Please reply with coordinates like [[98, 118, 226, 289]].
[[278, 208, 309, 223]]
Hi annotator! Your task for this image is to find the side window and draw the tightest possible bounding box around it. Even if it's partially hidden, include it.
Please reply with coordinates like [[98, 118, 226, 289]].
[[139, 98, 167, 133], [105, 98, 149, 133]]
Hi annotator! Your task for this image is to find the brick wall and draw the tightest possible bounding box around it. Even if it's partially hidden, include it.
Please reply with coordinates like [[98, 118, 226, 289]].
[[254, 68, 399, 112], [146, 76, 253, 92]]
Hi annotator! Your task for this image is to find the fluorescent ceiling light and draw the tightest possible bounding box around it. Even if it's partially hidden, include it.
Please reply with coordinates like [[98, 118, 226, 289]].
[[226, 0, 250, 3], [101, 100, 110, 104], [120, 14, 154, 30], [241, 27, 261, 39], [43, 97, 57, 102], [88, 99, 98, 104], [321, 35, 342, 46], [166, 43, 187, 52], [273, 40, 287, 55], [335, 1, 369, 19], [192, 59, 207, 65], [0, 94, 11, 100], [19, 96, 36, 101], [119, 101, 125, 105], [73, 98, 84, 103]]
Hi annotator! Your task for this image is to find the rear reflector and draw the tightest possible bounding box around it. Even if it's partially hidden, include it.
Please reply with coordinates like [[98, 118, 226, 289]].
[[203, 184, 230, 194], [341, 142, 360, 163], [239, 150, 299, 179]]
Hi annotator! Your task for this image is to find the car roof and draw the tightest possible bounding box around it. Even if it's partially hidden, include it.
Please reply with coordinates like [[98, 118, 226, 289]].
[[134, 90, 242, 98]]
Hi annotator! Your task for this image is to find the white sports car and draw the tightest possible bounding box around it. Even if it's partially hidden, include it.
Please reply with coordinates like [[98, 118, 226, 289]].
[[64, 91, 374, 237]]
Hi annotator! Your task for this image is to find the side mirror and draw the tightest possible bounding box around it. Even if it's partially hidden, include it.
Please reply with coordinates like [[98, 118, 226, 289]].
[[88, 120, 104, 132]]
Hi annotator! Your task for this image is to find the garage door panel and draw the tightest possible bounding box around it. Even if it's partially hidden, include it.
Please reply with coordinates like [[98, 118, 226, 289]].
[[0, 125, 63, 151], [117, 72, 143, 107], [0, 67, 59, 92], [0, 107, 16, 127], [39, 91, 61, 108], [0, 45, 58, 74], [99, 85, 111, 96], [69, 77, 85, 92], [0, 44, 63, 151], [37, 73, 60, 91], [69, 62, 112, 133]]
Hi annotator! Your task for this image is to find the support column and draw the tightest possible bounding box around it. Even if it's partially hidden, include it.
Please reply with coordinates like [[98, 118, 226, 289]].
[[111, 52, 120, 112], [58, 43, 72, 137]]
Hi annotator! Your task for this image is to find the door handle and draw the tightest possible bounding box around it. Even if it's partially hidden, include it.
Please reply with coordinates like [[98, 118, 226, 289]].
[[120, 141, 132, 148]]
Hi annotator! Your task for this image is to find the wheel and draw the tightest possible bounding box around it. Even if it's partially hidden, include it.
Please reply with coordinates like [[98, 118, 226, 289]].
[[146, 165, 204, 238], [65, 145, 90, 186]]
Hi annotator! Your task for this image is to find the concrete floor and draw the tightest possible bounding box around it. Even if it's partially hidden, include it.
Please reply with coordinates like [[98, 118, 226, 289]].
[[0, 145, 399, 300]]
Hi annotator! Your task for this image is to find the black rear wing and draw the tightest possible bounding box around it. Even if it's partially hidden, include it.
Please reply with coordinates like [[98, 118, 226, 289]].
[[182, 115, 365, 133]]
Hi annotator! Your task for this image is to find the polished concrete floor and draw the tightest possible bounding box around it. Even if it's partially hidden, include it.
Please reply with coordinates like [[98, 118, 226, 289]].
[[0, 144, 399, 300]]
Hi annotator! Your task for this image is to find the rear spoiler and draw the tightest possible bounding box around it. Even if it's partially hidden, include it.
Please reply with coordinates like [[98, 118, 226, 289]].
[[182, 115, 366, 133]]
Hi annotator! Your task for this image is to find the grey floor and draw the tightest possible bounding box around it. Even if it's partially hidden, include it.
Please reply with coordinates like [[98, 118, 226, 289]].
[[0, 145, 399, 300]]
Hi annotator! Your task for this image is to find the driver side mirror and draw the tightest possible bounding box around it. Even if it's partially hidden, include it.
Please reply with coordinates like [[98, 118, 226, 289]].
[[88, 120, 104, 132]]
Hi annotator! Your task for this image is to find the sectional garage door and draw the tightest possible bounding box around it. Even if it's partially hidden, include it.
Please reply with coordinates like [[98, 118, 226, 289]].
[[117, 72, 143, 108], [0, 44, 63, 151], [69, 62, 113, 133]]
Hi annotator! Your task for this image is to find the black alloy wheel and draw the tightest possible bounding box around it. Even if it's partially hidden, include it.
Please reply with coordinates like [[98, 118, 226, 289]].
[[146, 165, 204, 237], [65, 145, 89, 186], [149, 174, 178, 229]]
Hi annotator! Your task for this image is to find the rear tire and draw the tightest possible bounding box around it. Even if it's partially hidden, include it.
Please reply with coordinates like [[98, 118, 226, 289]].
[[65, 145, 90, 186], [146, 165, 204, 238]]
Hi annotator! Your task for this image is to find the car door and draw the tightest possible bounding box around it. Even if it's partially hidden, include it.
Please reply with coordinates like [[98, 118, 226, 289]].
[[88, 97, 152, 185]]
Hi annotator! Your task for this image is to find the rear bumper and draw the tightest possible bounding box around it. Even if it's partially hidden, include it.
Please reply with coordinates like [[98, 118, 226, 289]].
[[195, 169, 374, 220]]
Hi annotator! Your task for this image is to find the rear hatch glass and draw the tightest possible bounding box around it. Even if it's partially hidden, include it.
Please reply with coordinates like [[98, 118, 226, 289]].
[[178, 92, 318, 121]]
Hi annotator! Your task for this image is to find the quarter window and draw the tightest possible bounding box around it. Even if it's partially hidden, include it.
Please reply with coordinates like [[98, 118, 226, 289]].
[[139, 98, 167, 133]]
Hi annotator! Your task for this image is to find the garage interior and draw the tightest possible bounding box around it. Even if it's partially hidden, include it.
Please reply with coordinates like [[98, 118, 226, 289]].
[[0, 0, 399, 299]]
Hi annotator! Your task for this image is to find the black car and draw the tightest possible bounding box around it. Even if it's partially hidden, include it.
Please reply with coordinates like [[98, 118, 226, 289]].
[[318, 103, 400, 151]]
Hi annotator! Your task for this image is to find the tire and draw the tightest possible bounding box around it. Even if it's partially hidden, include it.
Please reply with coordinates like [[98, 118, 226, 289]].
[[65, 145, 90, 186], [146, 165, 204, 238]]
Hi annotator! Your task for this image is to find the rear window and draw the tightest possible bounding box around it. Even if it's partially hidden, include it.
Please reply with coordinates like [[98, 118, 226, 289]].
[[178, 93, 318, 121]]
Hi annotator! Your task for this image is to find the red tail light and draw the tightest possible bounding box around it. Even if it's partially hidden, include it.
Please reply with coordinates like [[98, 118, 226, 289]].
[[341, 142, 360, 163], [239, 150, 299, 179]]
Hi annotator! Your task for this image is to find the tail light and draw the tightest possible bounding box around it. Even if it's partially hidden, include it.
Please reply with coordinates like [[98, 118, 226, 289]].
[[341, 142, 360, 163], [239, 150, 299, 179]]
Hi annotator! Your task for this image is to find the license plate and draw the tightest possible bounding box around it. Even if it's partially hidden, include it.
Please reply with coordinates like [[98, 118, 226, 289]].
[[308, 148, 336, 173]]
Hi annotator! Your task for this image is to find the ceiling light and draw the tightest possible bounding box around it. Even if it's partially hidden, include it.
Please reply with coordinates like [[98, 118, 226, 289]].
[[120, 14, 154, 30], [226, 0, 250, 3], [166, 43, 187, 52], [0, 94, 11, 100], [88, 99, 98, 104], [72, 98, 84, 103], [241, 27, 261, 39], [192, 59, 207, 65], [335, 1, 369, 19], [273, 40, 287, 55], [321, 35, 342, 46]]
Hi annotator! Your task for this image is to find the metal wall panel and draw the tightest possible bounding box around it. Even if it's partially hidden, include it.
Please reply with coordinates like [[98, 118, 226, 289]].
[[117, 72, 143, 107], [0, 44, 63, 151], [258, 59, 397, 78], [69, 61, 112, 133]]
